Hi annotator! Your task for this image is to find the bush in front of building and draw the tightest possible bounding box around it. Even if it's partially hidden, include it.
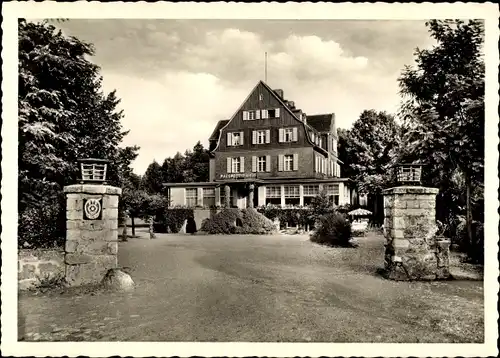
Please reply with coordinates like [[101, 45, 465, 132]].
[[257, 205, 315, 230], [154, 207, 194, 233], [310, 212, 353, 247], [236, 208, 277, 234], [200, 208, 277, 235], [200, 208, 240, 234]]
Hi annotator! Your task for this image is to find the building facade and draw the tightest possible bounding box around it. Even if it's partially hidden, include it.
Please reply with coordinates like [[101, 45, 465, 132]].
[[165, 81, 352, 208]]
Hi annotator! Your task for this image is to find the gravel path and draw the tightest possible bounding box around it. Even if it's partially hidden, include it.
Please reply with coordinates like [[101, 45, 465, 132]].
[[18, 233, 484, 342]]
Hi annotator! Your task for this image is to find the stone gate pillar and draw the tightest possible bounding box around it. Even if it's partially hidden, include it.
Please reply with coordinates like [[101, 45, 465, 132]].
[[63, 184, 122, 286], [383, 186, 451, 281]]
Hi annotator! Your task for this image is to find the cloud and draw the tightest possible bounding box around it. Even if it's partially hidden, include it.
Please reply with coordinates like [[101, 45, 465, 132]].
[[55, 20, 433, 174]]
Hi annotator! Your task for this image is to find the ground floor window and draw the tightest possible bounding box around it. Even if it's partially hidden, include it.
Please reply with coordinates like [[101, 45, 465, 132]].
[[325, 184, 340, 205], [284, 185, 300, 206], [266, 186, 281, 205], [303, 184, 319, 206], [202, 187, 215, 207], [186, 188, 198, 207]]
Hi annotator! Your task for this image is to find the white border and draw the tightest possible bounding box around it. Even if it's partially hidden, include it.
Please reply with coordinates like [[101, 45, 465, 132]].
[[2, 2, 499, 357]]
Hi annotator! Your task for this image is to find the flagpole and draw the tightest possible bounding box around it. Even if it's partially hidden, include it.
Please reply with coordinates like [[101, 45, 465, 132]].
[[265, 52, 267, 83]]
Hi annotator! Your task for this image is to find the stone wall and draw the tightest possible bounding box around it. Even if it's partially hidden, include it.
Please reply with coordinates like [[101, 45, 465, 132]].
[[64, 184, 121, 286], [383, 186, 451, 281], [18, 249, 65, 290]]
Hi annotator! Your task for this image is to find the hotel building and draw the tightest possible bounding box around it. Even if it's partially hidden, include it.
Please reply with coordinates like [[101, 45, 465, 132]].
[[164, 81, 353, 208]]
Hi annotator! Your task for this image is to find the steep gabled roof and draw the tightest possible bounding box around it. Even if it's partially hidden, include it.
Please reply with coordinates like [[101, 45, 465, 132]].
[[209, 120, 229, 141], [307, 114, 333, 133]]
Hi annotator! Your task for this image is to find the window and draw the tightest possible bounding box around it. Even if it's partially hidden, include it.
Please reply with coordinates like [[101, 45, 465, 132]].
[[284, 185, 300, 206], [262, 108, 280, 119], [303, 185, 319, 196], [326, 184, 340, 205], [259, 93, 263, 101], [279, 127, 297, 143], [266, 186, 281, 205], [257, 130, 266, 144], [232, 132, 241, 146], [203, 188, 215, 207], [232, 157, 241, 173], [303, 184, 320, 206], [258, 156, 266, 172], [186, 188, 198, 207], [227, 131, 244, 146], [284, 154, 294, 171], [243, 110, 260, 120]]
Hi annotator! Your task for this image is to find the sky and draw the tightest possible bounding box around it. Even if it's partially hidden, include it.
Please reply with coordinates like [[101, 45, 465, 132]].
[[54, 19, 436, 174]]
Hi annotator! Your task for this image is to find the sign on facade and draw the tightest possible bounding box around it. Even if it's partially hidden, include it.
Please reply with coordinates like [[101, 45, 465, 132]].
[[219, 173, 257, 180]]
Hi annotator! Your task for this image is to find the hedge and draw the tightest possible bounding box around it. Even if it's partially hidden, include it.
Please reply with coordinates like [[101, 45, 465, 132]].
[[153, 207, 194, 233]]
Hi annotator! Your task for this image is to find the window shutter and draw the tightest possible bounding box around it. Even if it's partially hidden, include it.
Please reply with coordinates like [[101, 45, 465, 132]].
[[278, 128, 284, 143], [252, 131, 257, 144], [240, 157, 245, 173], [266, 155, 271, 172], [265, 129, 271, 143], [293, 153, 299, 171], [242, 111, 248, 121], [227, 157, 232, 173], [337, 164, 341, 177], [278, 155, 284, 172], [275, 108, 280, 117], [227, 132, 232, 146], [252, 156, 257, 172], [240, 131, 244, 145], [256, 110, 261, 120], [292, 127, 298, 142], [262, 110, 268, 119]]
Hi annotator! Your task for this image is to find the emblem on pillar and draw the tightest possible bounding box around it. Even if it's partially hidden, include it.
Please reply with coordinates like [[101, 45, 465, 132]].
[[83, 198, 103, 220]]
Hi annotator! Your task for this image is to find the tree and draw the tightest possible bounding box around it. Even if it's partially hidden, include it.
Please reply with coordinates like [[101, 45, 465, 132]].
[[18, 19, 139, 247], [398, 20, 484, 258], [141, 160, 164, 194], [340, 110, 401, 224]]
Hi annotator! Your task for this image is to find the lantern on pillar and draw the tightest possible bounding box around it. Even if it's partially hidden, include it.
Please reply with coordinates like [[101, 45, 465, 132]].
[[396, 163, 424, 185], [78, 158, 110, 185]]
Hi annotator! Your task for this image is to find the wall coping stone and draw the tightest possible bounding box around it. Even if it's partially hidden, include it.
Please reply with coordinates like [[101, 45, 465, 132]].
[[383, 186, 439, 195], [64, 184, 122, 195]]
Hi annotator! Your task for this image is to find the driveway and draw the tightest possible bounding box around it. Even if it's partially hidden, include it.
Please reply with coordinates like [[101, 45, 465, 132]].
[[19, 233, 484, 342]]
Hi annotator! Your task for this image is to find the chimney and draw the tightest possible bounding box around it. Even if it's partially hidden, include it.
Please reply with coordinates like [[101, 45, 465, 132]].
[[273, 89, 284, 99]]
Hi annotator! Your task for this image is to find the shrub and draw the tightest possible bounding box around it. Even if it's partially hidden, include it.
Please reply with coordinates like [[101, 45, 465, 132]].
[[154, 207, 194, 233], [200, 208, 277, 235], [200, 208, 240, 234], [310, 212, 353, 247], [257, 205, 315, 230], [18, 194, 66, 249], [236, 208, 277, 234]]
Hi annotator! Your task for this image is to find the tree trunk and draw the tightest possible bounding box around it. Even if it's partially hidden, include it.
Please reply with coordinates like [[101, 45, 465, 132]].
[[131, 216, 136, 237], [149, 218, 156, 239], [122, 215, 128, 242], [465, 171, 473, 252]]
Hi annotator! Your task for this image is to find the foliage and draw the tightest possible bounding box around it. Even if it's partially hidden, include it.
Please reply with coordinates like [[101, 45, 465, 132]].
[[18, 19, 138, 248], [310, 213, 353, 247], [154, 207, 194, 233], [200, 208, 276, 235], [257, 205, 315, 229], [157, 141, 211, 191], [236, 209, 277, 234], [18, 187, 66, 248], [310, 190, 335, 222], [398, 20, 484, 262], [32, 272, 67, 292], [141, 161, 164, 194], [339, 110, 401, 195], [200, 208, 240, 234]]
